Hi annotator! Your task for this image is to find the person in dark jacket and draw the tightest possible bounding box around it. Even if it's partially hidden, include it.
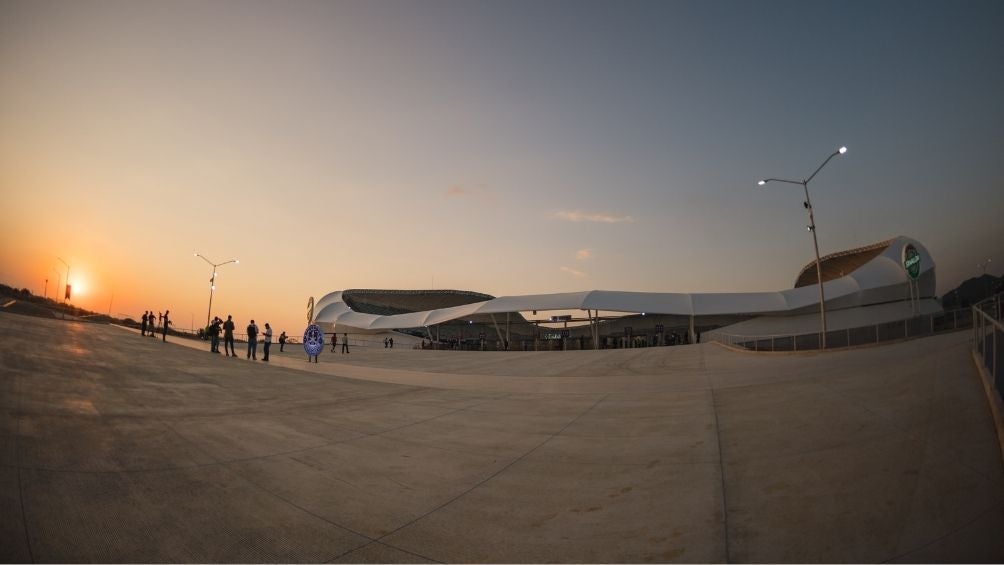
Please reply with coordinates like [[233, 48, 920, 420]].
[[246, 320, 259, 360], [223, 315, 236, 357], [161, 310, 171, 342]]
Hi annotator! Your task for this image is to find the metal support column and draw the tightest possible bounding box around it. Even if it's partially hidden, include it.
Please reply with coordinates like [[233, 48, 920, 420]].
[[506, 312, 511, 350], [490, 314, 505, 348]]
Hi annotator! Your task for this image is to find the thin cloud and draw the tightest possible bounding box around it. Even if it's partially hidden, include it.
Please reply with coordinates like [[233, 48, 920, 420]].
[[575, 248, 592, 260], [445, 184, 494, 202], [554, 210, 635, 223], [560, 266, 589, 278]]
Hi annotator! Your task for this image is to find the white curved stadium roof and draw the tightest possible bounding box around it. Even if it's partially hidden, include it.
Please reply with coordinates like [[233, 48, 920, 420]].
[[313, 236, 935, 331]]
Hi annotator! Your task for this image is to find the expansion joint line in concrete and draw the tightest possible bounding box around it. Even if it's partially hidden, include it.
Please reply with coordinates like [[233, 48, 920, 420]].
[[14, 372, 37, 563], [331, 393, 612, 563], [814, 353, 1003, 487], [710, 388, 731, 564], [808, 349, 1003, 562], [149, 394, 512, 564], [879, 500, 1004, 563], [149, 415, 403, 561]]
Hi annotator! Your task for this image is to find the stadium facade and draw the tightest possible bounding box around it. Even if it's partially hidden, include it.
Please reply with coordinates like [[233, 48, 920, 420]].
[[312, 236, 937, 348]]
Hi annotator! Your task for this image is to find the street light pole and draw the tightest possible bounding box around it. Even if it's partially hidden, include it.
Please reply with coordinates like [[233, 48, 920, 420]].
[[52, 267, 61, 303], [758, 146, 847, 349], [57, 257, 70, 303], [194, 253, 239, 328]]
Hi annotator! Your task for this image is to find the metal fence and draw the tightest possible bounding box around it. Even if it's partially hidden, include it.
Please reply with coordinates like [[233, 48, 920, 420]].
[[707, 307, 975, 352], [972, 295, 1003, 405]]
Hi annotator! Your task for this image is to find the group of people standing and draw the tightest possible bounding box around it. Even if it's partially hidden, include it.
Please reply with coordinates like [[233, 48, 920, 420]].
[[206, 315, 237, 356], [140, 310, 171, 342], [205, 315, 282, 362]]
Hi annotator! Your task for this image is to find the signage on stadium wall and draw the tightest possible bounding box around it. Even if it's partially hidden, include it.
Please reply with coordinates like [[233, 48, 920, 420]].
[[903, 244, 921, 280]]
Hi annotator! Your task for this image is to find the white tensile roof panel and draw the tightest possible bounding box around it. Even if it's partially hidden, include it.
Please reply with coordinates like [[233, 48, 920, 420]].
[[313, 236, 935, 331]]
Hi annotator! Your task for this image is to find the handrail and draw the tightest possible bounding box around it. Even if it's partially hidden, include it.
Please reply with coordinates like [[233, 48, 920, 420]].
[[707, 307, 974, 352]]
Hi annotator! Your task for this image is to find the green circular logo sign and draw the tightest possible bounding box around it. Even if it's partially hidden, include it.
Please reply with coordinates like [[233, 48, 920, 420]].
[[903, 244, 921, 280]]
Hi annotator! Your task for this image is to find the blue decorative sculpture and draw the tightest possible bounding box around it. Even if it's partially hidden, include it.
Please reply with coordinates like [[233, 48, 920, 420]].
[[303, 323, 324, 357]]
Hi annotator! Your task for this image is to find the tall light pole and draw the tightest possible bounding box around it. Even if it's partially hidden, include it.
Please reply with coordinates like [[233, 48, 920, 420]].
[[57, 257, 70, 303], [758, 146, 847, 349], [52, 267, 61, 303], [194, 253, 239, 328]]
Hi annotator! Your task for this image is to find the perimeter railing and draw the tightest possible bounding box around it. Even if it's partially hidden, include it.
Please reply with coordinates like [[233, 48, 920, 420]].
[[972, 295, 1003, 404], [706, 307, 975, 352]]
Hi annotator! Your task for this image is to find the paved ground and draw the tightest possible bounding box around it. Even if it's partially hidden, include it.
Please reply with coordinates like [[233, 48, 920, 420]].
[[1, 312, 1002, 563]]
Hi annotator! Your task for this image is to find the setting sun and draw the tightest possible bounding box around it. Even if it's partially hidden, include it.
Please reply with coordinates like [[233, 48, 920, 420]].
[[68, 278, 85, 298]]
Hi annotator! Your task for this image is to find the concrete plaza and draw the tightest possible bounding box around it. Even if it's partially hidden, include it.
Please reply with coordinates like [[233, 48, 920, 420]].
[[1, 312, 1002, 562]]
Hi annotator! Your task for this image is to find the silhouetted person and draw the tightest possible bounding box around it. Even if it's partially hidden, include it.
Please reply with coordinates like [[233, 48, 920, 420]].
[[223, 315, 236, 356], [341, 333, 349, 354], [162, 310, 171, 342], [331, 333, 337, 352], [209, 317, 221, 353], [279, 331, 287, 352], [246, 319, 259, 360], [384, 337, 388, 348], [262, 323, 272, 362], [141, 311, 148, 336], [389, 337, 394, 349]]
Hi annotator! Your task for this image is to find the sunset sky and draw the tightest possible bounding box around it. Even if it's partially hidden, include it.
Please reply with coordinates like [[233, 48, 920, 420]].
[[2, 0, 1002, 335]]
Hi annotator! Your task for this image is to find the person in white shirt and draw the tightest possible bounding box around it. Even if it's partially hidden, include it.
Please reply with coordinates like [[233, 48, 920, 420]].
[[262, 323, 273, 362]]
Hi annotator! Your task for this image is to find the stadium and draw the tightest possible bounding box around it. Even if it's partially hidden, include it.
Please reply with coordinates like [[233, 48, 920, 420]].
[[312, 235, 938, 350]]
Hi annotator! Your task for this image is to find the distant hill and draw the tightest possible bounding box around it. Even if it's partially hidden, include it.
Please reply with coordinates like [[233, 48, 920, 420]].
[[941, 274, 1003, 309]]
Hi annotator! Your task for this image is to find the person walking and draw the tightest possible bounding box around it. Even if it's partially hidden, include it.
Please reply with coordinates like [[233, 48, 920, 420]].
[[162, 310, 171, 342], [141, 311, 148, 336], [279, 331, 287, 352], [246, 319, 259, 360], [262, 323, 272, 362], [223, 315, 236, 357], [341, 333, 349, 354], [389, 337, 394, 349], [331, 333, 337, 352], [384, 337, 388, 348]]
